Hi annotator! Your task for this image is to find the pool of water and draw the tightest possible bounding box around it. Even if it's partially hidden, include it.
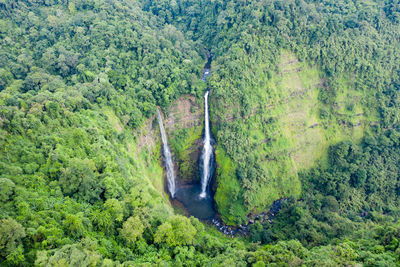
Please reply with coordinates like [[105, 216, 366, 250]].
[[175, 184, 216, 220]]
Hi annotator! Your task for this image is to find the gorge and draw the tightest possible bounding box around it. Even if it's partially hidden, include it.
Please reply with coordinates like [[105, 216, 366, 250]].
[[173, 56, 217, 220], [3, 0, 400, 265]]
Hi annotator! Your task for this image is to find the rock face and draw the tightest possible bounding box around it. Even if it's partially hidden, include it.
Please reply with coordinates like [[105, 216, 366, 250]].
[[164, 95, 203, 183], [212, 198, 287, 237], [165, 95, 202, 131]]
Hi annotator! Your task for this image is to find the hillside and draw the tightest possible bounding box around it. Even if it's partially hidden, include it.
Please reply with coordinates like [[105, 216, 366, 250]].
[[1, 0, 400, 266], [143, 0, 400, 224]]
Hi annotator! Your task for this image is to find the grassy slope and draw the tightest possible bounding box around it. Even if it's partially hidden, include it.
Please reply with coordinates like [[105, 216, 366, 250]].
[[214, 51, 372, 224], [214, 146, 247, 223], [104, 108, 169, 203], [132, 117, 171, 204]]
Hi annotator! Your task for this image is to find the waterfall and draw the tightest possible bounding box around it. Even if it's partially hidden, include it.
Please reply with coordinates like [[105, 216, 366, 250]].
[[157, 108, 176, 198], [200, 91, 214, 198]]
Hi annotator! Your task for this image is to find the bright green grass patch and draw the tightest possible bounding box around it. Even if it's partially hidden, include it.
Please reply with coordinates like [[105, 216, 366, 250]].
[[237, 52, 323, 211]]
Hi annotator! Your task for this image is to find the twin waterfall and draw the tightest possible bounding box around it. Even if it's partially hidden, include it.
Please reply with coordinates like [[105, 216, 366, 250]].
[[157, 91, 214, 200], [200, 91, 213, 198], [157, 58, 214, 200], [157, 109, 176, 198]]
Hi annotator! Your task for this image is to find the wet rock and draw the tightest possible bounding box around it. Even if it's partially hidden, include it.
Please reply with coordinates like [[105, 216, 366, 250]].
[[212, 198, 287, 237]]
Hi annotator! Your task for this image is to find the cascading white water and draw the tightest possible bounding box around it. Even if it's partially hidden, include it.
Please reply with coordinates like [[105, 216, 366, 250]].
[[200, 91, 213, 198], [157, 108, 176, 198]]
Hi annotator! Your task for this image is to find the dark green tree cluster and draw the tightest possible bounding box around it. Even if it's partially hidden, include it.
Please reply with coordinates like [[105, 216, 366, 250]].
[[2, 0, 400, 265], [0, 0, 205, 264]]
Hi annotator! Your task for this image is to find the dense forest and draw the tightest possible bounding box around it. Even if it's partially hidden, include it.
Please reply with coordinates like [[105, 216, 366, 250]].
[[1, 0, 400, 266]]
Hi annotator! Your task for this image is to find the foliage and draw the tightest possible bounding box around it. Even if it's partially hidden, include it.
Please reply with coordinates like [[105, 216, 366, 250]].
[[0, 218, 26, 258], [1, 0, 400, 265], [169, 126, 202, 181], [154, 215, 197, 247], [121, 216, 144, 245]]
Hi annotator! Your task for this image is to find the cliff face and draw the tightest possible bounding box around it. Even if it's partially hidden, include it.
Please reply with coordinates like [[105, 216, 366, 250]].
[[164, 95, 204, 183]]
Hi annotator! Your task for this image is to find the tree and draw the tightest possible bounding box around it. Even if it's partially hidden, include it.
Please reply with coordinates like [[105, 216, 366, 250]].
[[0, 178, 15, 202], [107, 70, 127, 90], [63, 213, 86, 238], [104, 199, 124, 223], [59, 158, 101, 203], [35, 244, 102, 266], [0, 218, 26, 258], [120, 216, 144, 245], [0, 68, 13, 91], [154, 215, 197, 247]]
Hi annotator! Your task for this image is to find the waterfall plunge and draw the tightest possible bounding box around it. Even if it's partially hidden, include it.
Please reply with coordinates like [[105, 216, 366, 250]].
[[157, 109, 176, 198], [200, 91, 214, 198]]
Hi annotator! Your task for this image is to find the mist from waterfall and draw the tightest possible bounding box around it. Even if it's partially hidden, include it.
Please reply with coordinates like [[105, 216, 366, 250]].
[[157, 108, 176, 198], [200, 91, 214, 198]]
